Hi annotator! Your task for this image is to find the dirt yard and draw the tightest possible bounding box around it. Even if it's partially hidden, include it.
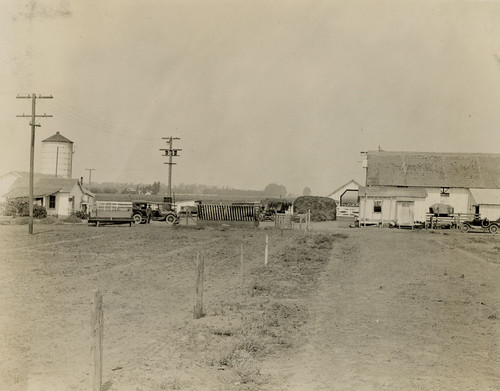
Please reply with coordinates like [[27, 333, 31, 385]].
[[0, 221, 498, 390]]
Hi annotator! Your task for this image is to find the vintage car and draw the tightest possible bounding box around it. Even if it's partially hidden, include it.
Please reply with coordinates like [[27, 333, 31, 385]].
[[460, 217, 499, 234], [132, 200, 178, 225]]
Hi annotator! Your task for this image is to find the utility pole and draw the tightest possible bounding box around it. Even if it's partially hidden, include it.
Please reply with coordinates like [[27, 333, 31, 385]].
[[16, 93, 53, 235], [85, 168, 95, 192], [160, 137, 181, 199]]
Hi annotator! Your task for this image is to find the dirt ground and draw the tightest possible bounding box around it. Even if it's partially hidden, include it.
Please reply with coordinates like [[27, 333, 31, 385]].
[[0, 219, 498, 390]]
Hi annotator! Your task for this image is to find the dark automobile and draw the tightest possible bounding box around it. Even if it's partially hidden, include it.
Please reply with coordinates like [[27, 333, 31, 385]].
[[460, 217, 498, 234], [132, 201, 178, 225]]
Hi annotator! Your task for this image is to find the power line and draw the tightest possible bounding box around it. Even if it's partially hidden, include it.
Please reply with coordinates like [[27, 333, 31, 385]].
[[45, 98, 159, 140], [16, 93, 53, 235]]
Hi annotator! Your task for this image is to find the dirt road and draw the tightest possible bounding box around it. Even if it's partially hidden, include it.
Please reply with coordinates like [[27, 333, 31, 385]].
[[263, 228, 499, 390]]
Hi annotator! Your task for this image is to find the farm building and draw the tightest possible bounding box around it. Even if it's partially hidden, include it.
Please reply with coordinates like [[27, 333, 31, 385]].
[[2, 173, 94, 217], [327, 179, 360, 217], [41, 132, 74, 179], [358, 151, 500, 226]]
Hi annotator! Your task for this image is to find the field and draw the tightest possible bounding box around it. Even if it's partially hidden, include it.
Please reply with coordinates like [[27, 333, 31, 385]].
[[0, 220, 499, 390]]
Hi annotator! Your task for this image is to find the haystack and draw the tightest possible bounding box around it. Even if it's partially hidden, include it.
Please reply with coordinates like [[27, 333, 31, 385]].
[[293, 196, 337, 221]]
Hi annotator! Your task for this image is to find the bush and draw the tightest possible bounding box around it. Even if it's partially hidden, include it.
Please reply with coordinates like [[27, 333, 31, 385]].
[[33, 205, 47, 219], [5, 198, 47, 219], [5, 198, 28, 217]]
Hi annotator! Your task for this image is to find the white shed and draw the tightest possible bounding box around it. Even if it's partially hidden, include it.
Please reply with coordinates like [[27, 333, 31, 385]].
[[470, 189, 500, 220]]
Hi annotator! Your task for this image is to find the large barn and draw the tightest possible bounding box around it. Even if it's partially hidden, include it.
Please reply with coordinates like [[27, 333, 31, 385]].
[[358, 151, 500, 226]]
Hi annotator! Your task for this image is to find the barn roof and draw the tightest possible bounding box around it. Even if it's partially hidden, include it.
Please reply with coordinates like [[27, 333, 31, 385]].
[[359, 186, 428, 198], [366, 151, 500, 189], [42, 131, 73, 143]]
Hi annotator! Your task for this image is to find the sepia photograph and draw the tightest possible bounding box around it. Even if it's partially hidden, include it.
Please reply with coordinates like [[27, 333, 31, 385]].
[[0, 1, 499, 390]]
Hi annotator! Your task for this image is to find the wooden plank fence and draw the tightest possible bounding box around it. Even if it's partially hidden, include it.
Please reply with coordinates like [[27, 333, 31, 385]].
[[426, 213, 475, 229], [197, 204, 258, 221]]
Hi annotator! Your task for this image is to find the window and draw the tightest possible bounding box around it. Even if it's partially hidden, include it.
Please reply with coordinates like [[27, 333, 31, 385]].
[[49, 195, 56, 209], [440, 187, 450, 197], [373, 200, 382, 213]]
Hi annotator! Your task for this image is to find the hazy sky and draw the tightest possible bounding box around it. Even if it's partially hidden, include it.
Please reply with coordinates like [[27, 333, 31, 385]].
[[1, 0, 500, 195]]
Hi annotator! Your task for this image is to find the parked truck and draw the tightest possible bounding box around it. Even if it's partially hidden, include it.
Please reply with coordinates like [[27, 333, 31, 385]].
[[88, 200, 178, 226], [88, 201, 134, 226]]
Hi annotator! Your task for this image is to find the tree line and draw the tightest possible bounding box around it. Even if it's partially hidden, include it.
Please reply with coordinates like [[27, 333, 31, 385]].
[[89, 182, 291, 197]]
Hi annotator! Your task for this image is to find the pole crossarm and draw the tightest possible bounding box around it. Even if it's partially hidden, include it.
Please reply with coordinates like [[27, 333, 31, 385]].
[[17, 94, 53, 98], [16, 114, 53, 118]]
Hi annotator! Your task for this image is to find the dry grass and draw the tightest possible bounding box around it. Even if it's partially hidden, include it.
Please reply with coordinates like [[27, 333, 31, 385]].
[[0, 224, 345, 390], [187, 230, 343, 384]]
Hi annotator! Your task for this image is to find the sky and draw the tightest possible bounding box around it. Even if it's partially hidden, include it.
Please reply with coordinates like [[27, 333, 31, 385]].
[[1, 0, 500, 196]]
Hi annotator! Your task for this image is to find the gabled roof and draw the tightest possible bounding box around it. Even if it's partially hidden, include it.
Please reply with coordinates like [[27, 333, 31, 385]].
[[367, 151, 500, 189], [5, 177, 93, 198], [35, 178, 80, 192], [327, 179, 361, 198], [42, 131, 73, 143]]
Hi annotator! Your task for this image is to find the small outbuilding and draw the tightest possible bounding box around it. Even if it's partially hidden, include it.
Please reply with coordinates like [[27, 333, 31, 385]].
[[327, 179, 360, 217], [4, 176, 94, 217]]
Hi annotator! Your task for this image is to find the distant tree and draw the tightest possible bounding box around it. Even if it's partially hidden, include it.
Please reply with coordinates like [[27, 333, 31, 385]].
[[264, 183, 287, 198], [303, 187, 312, 196], [102, 187, 118, 194], [152, 181, 161, 195]]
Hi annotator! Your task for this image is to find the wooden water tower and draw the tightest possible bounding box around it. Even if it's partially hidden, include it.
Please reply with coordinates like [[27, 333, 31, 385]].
[[41, 132, 74, 178]]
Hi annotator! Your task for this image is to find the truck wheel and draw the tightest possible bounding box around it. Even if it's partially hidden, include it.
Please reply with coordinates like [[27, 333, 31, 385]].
[[165, 214, 177, 225], [133, 214, 143, 224], [460, 223, 470, 233], [489, 224, 498, 234]]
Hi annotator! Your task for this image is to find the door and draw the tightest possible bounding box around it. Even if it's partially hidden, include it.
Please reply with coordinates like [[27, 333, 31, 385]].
[[397, 201, 414, 226]]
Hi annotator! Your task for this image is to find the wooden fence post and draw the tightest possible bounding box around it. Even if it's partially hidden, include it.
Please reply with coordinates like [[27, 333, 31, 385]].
[[194, 252, 204, 319], [264, 234, 269, 266], [240, 242, 244, 288], [90, 289, 103, 391]]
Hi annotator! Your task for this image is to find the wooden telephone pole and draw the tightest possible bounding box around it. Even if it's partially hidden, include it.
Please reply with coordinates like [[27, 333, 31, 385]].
[[16, 93, 53, 235], [160, 137, 181, 199], [85, 168, 95, 192]]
